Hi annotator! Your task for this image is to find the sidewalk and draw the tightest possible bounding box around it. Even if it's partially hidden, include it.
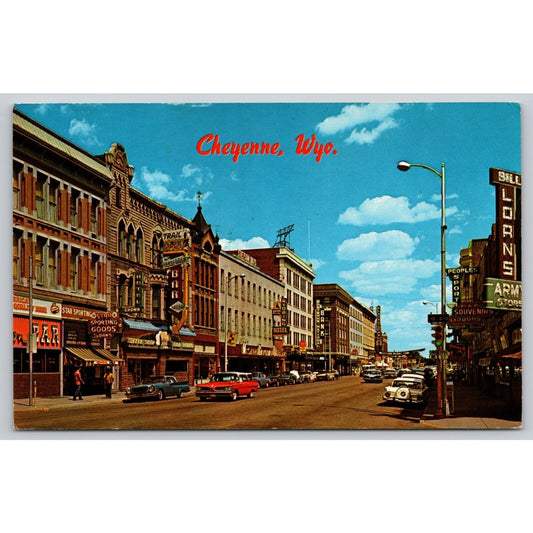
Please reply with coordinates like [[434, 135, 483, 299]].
[[420, 380, 522, 429], [13, 389, 197, 412]]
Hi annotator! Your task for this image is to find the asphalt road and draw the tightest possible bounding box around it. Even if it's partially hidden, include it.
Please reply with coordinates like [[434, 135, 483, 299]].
[[14, 376, 428, 431]]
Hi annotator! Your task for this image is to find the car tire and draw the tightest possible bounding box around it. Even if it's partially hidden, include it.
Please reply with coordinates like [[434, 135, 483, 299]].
[[177, 389, 184, 399], [248, 390, 255, 398], [231, 390, 238, 401], [157, 390, 165, 401], [199, 396, 206, 401]]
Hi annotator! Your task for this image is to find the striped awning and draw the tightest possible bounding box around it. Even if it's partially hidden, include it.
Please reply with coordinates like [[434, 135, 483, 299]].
[[66, 348, 109, 365], [92, 348, 122, 365]]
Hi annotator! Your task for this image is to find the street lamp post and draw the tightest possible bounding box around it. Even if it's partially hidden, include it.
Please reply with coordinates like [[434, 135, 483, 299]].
[[398, 160, 447, 417], [423, 300, 439, 313], [224, 273, 245, 372]]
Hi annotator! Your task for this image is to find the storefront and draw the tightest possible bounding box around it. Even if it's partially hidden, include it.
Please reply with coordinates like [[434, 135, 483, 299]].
[[13, 297, 62, 398], [120, 320, 195, 387]]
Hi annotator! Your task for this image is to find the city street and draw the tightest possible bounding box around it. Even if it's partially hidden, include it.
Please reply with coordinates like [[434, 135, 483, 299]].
[[14, 376, 428, 430]]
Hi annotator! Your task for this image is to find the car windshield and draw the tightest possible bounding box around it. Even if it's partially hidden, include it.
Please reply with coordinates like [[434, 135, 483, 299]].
[[211, 373, 237, 382]]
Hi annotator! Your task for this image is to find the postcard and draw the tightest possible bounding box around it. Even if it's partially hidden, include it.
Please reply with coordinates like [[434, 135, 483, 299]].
[[12, 100, 522, 430]]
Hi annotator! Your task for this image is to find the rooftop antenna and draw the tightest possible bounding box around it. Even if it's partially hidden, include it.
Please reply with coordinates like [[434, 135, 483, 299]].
[[274, 224, 294, 248]]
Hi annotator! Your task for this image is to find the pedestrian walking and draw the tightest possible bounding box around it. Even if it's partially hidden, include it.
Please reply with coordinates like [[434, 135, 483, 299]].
[[103, 367, 114, 398], [73, 364, 84, 400]]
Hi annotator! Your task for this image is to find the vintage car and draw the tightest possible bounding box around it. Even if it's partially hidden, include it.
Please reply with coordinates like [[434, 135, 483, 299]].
[[251, 372, 272, 388], [382, 376, 429, 405], [382, 368, 398, 379], [362, 370, 383, 383], [315, 370, 336, 381], [195, 372, 259, 401], [300, 371, 316, 383], [125, 375, 190, 401], [274, 372, 297, 385]]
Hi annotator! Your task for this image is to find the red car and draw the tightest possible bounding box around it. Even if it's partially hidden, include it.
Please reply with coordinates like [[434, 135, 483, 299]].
[[195, 372, 259, 401]]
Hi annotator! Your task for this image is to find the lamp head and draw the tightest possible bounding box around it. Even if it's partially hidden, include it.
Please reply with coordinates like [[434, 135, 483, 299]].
[[397, 160, 411, 172]]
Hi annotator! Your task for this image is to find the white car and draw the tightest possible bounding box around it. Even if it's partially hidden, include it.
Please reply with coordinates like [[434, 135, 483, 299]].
[[382, 376, 429, 405]]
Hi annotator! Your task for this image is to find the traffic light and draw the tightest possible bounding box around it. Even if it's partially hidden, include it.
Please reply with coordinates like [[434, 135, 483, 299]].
[[431, 324, 444, 348]]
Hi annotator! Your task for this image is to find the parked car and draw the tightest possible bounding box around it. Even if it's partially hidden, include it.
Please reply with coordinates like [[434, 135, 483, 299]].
[[300, 371, 316, 383], [316, 370, 336, 381], [382, 368, 398, 379], [125, 375, 190, 401], [195, 372, 259, 401], [276, 372, 297, 385], [382, 376, 429, 405], [289, 370, 303, 383], [362, 370, 383, 383], [250, 372, 272, 388], [267, 374, 281, 386]]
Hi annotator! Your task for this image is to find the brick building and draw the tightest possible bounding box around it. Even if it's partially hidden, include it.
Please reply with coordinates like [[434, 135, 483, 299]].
[[13, 109, 116, 398], [100, 143, 221, 387]]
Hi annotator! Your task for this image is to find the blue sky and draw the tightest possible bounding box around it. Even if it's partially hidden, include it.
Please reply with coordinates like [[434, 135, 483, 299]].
[[15, 101, 521, 354]]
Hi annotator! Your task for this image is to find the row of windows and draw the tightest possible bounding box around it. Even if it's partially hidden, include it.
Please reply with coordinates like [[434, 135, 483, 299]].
[[13, 230, 104, 296], [291, 333, 313, 348], [118, 221, 144, 263], [286, 268, 312, 295], [286, 290, 312, 313], [220, 307, 274, 340], [221, 269, 281, 309], [14, 160, 104, 236]]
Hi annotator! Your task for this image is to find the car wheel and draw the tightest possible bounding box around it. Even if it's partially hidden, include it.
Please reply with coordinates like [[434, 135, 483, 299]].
[[231, 390, 238, 401], [248, 390, 255, 398], [199, 396, 206, 401], [397, 387, 410, 401], [177, 389, 184, 399], [157, 390, 164, 401], [265, 382, 269, 388]]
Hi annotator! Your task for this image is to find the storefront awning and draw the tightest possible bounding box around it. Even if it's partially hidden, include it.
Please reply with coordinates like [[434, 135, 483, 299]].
[[92, 348, 123, 365], [502, 351, 522, 359], [123, 319, 167, 332], [66, 347, 109, 365], [178, 327, 196, 337]]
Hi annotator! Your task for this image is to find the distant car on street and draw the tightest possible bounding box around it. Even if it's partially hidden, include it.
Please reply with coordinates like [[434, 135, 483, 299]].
[[362, 370, 383, 383], [382, 368, 398, 379], [251, 372, 272, 388], [125, 375, 190, 401], [316, 370, 336, 381], [195, 372, 259, 401], [300, 371, 316, 383], [272, 373, 296, 385]]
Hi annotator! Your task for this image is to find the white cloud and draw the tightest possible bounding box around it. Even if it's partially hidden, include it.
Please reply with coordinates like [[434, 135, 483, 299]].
[[316, 103, 402, 144], [339, 258, 440, 296], [68, 118, 101, 147], [337, 230, 419, 261], [136, 166, 211, 203], [220, 237, 270, 250], [309, 258, 326, 270], [180, 164, 213, 187], [344, 116, 398, 145], [338, 195, 441, 226]]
